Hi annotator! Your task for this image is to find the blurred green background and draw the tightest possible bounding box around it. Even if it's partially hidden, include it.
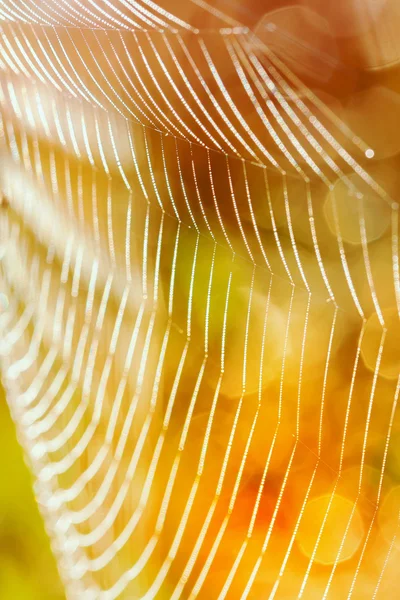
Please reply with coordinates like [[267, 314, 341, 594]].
[[0, 386, 65, 599]]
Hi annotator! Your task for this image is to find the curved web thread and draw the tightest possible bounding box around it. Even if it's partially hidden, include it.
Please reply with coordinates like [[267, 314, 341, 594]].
[[0, 2, 400, 599]]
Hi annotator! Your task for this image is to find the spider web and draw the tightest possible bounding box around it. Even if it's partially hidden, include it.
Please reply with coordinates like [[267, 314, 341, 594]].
[[0, 1, 400, 599]]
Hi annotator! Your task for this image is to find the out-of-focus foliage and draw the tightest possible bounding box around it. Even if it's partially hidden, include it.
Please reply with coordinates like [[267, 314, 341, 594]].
[[0, 386, 65, 600]]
